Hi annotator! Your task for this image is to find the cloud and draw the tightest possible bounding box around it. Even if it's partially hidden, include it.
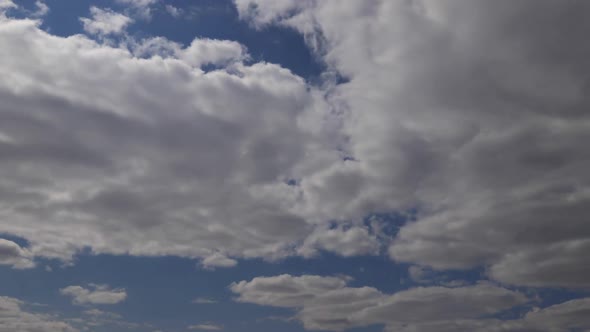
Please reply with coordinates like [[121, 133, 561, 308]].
[[297, 225, 381, 258], [234, 0, 590, 289], [407, 265, 430, 284], [200, 253, 238, 270], [0, 238, 34, 269], [188, 324, 222, 331], [230, 274, 529, 331], [524, 297, 590, 331], [1, 0, 589, 310], [31, 1, 49, 18], [0, 15, 341, 265], [382, 297, 590, 332], [191, 297, 217, 304], [115, 0, 158, 19], [80, 6, 133, 36], [164, 5, 182, 18], [0, 296, 77, 332], [83, 308, 122, 319], [0, 0, 15, 11], [60, 284, 127, 305]]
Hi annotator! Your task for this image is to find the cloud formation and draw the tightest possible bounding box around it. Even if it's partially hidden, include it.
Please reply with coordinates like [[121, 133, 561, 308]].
[[0, 238, 34, 269], [232, 274, 590, 331], [80, 6, 133, 36], [231, 274, 534, 331], [60, 284, 127, 305], [115, 0, 158, 19], [0, 296, 76, 332], [235, 0, 590, 289], [0, 15, 347, 265], [188, 324, 223, 331]]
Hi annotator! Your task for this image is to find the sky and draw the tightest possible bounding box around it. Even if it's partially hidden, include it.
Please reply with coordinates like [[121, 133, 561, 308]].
[[0, 0, 589, 331]]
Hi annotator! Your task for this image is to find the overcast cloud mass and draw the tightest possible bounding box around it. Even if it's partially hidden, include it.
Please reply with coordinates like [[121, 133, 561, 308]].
[[0, 0, 589, 331]]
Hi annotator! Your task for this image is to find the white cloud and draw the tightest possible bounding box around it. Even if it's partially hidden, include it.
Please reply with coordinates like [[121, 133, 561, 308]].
[[231, 274, 590, 331], [408, 265, 430, 283], [524, 297, 590, 330], [298, 225, 381, 258], [80, 7, 133, 36], [0, 15, 336, 266], [0, 238, 34, 269], [164, 5, 182, 18], [230, 274, 529, 331], [201, 253, 237, 270], [188, 324, 222, 331], [83, 308, 121, 319], [180, 38, 247, 67], [31, 1, 49, 18], [60, 284, 127, 305], [115, 0, 158, 19], [192, 297, 217, 304], [234, 0, 590, 289], [0, 0, 15, 10], [1, 0, 588, 311], [0, 296, 77, 332]]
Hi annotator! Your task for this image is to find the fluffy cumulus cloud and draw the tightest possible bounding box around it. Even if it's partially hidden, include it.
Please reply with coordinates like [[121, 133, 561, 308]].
[[0, 296, 77, 332], [234, 0, 590, 289], [31, 1, 49, 18], [232, 274, 590, 332], [80, 6, 133, 36], [298, 225, 381, 258], [0, 238, 34, 268], [115, 0, 158, 19], [200, 252, 238, 269], [0, 15, 360, 265], [60, 284, 127, 305], [0, 0, 590, 331], [164, 4, 182, 18], [0, 0, 15, 11], [3, 1, 590, 330], [230, 274, 534, 331]]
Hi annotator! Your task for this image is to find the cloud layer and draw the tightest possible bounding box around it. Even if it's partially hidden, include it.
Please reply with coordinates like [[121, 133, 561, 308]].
[[2, 1, 590, 330], [235, 0, 590, 289], [0, 296, 76, 332], [0, 15, 352, 265], [232, 274, 590, 331], [60, 284, 127, 305]]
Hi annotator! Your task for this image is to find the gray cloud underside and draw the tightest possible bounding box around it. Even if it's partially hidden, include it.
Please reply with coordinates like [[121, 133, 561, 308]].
[[60, 284, 127, 305], [234, 0, 590, 288], [0, 296, 76, 332], [0, 0, 589, 321], [232, 274, 590, 332], [0, 15, 379, 265], [2, 0, 590, 331]]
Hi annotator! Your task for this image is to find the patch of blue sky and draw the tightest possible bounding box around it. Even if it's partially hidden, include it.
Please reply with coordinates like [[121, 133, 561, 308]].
[[0, 250, 401, 331], [21, 0, 324, 81]]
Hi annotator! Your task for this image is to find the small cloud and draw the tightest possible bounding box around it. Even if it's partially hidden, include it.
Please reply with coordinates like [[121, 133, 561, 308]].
[[188, 323, 222, 331], [192, 297, 217, 304], [83, 308, 122, 319], [0, 0, 16, 11], [164, 4, 182, 18], [200, 253, 237, 270], [31, 1, 49, 18], [0, 238, 35, 269], [408, 265, 431, 284], [80, 6, 133, 36], [60, 284, 127, 305], [115, 0, 158, 19]]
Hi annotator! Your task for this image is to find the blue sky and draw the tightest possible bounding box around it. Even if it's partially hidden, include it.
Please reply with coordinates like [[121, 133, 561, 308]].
[[1, 1, 590, 332]]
